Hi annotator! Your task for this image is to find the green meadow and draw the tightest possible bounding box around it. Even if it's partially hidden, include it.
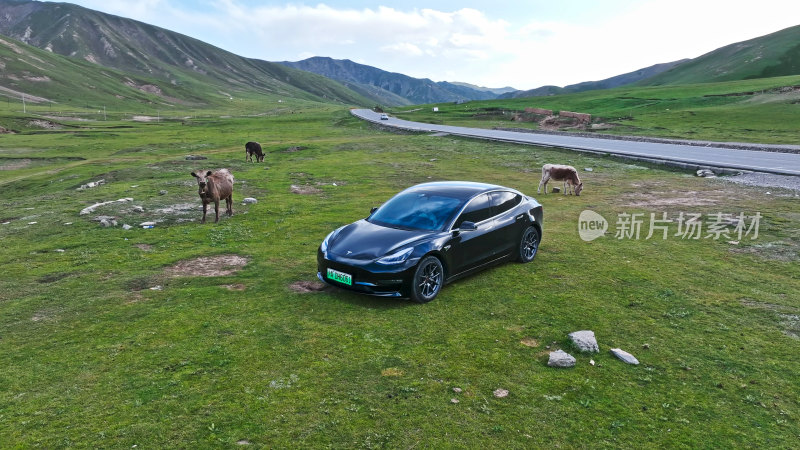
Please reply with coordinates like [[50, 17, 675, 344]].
[[1, 102, 799, 447]]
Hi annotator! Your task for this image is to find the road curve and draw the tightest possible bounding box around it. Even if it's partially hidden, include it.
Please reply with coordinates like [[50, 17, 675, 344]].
[[352, 109, 800, 176]]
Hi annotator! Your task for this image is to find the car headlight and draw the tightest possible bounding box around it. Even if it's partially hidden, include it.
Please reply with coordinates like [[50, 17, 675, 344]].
[[376, 247, 414, 265]]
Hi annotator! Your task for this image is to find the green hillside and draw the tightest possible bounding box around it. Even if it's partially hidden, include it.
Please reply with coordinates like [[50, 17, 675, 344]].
[[641, 25, 800, 86], [392, 75, 800, 144], [0, 0, 372, 108]]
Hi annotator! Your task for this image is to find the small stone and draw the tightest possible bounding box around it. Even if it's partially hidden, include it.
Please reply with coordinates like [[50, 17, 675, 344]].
[[159, 190, 168, 195], [590, 359, 595, 366], [452, 387, 462, 394], [569, 330, 599, 353], [122, 224, 133, 230], [185, 155, 207, 160], [610, 348, 639, 365], [149, 285, 163, 291], [547, 349, 576, 368], [584, 167, 593, 172], [28, 221, 37, 225], [450, 398, 459, 404], [642, 343, 650, 349], [552, 187, 561, 193], [132, 206, 145, 212], [100, 219, 112, 227], [728, 240, 739, 245], [696, 169, 716, 177], [242, 197, 258, 204], [140, 221, 156, 227], [54, 249, 65, 253], [236, 440, 251, 445], [493, 388, 509, 398]]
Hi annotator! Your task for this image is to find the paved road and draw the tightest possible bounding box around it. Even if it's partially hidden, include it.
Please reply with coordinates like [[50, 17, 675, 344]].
[[352, 109, 800, 176]]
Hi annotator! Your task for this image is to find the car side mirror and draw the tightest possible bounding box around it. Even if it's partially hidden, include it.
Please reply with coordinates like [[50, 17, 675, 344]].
[[458, 221, 478, 231], [370, 206, 378, 215]]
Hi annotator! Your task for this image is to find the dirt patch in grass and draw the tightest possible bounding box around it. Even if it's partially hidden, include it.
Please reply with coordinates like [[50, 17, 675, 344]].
[[164, 255, 249, 277], [282, 146, 308, 153], [0, 158, 31, 170], [223, 284, 247, 291], [29, 119, 62, 129], [621, 190, 725, 208], [730, 241, 799, 262], [289, 280, 331, 293], [520, 337, 540, 347], [37, 272, 72, 283], [134, 244, 153, 251], [290, 184, 322, 195], [739, 298, 800, 339]]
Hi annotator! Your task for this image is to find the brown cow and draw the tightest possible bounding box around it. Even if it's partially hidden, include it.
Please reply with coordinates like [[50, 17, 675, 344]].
[[245, 141, 264, 162], [190, 168, 234, 223], [538, 164, 583, 196]]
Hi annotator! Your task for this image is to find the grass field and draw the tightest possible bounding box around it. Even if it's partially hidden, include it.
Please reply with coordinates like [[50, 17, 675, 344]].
[[1, 106, 799, 447], [390, 75, 800, 145]]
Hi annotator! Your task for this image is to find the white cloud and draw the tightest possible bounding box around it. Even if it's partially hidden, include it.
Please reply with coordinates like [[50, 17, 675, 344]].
[[44, 0, 800, 89]]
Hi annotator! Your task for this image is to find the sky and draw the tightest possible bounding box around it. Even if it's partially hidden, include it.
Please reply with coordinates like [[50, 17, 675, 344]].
[[44, 0, 800, 90]]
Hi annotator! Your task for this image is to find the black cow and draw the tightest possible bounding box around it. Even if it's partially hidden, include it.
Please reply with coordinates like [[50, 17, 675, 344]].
[[245, 141, 264, 163]]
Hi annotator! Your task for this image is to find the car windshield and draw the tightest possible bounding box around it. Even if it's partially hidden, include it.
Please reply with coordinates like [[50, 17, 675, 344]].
[[369, 191, 464, 231]]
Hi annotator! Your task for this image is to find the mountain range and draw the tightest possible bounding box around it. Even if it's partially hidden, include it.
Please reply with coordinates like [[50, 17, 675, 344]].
[[1, 0, 799, 110], [0, 0, 372, 108]]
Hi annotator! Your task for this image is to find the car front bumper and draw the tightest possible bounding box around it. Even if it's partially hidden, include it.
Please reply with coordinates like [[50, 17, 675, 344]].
[[317, 250, 418, 298]]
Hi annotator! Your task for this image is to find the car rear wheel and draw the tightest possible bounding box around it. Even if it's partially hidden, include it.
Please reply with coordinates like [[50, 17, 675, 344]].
[[518, 226, 540, 263], [410, 256, 443, 303]]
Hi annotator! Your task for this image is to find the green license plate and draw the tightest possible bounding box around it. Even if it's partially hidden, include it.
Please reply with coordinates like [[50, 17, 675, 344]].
[[327, 268, 352, 286]]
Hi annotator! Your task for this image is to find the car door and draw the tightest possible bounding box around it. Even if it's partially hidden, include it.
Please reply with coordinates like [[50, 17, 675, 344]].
[[448, 194, 496, 275], [489, 190, 525, 256]]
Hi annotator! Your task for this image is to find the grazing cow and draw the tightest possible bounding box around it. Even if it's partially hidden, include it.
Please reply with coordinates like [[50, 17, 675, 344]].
[[190, 169, 234, 223], [245, 141, 264, 162], [538, 164, 584, 196]]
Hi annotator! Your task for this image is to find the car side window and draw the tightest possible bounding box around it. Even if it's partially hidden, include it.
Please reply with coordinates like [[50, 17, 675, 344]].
[[454, 194, 493, 228], [491, 191, 521, 215]]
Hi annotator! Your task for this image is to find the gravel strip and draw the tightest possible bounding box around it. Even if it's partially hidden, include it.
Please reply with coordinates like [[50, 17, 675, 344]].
[[494, 127, 800, 154], [721, 172, 800, 193]]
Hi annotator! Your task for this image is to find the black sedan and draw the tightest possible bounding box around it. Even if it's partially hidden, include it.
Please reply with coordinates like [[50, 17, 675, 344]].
[[317, 181, 542, 303]]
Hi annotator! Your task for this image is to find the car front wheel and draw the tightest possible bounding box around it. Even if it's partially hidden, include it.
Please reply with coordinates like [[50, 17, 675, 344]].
[[410, 256, 443, 303], [518, 226, 540, 263]]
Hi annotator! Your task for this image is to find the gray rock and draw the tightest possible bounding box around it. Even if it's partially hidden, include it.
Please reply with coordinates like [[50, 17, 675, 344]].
[[122, 224, 133, 230], [610, 348, 639, 365], [569, 330, 599, 353], [100, 219, 112, 227], [185, 155, 207, 160], [493, 388, 509, 398], [547, 349, 576, 368], [132, 206, 145, 213], [242, 197, 258, 204], [552, 187, 561, 193], [159, 190, 168, 196], [584, 167, 593, 172], [696, 169, 716, 178]]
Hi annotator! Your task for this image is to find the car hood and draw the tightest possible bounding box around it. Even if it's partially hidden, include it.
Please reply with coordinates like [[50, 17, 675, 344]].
[[329, 219, 432, 260]]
